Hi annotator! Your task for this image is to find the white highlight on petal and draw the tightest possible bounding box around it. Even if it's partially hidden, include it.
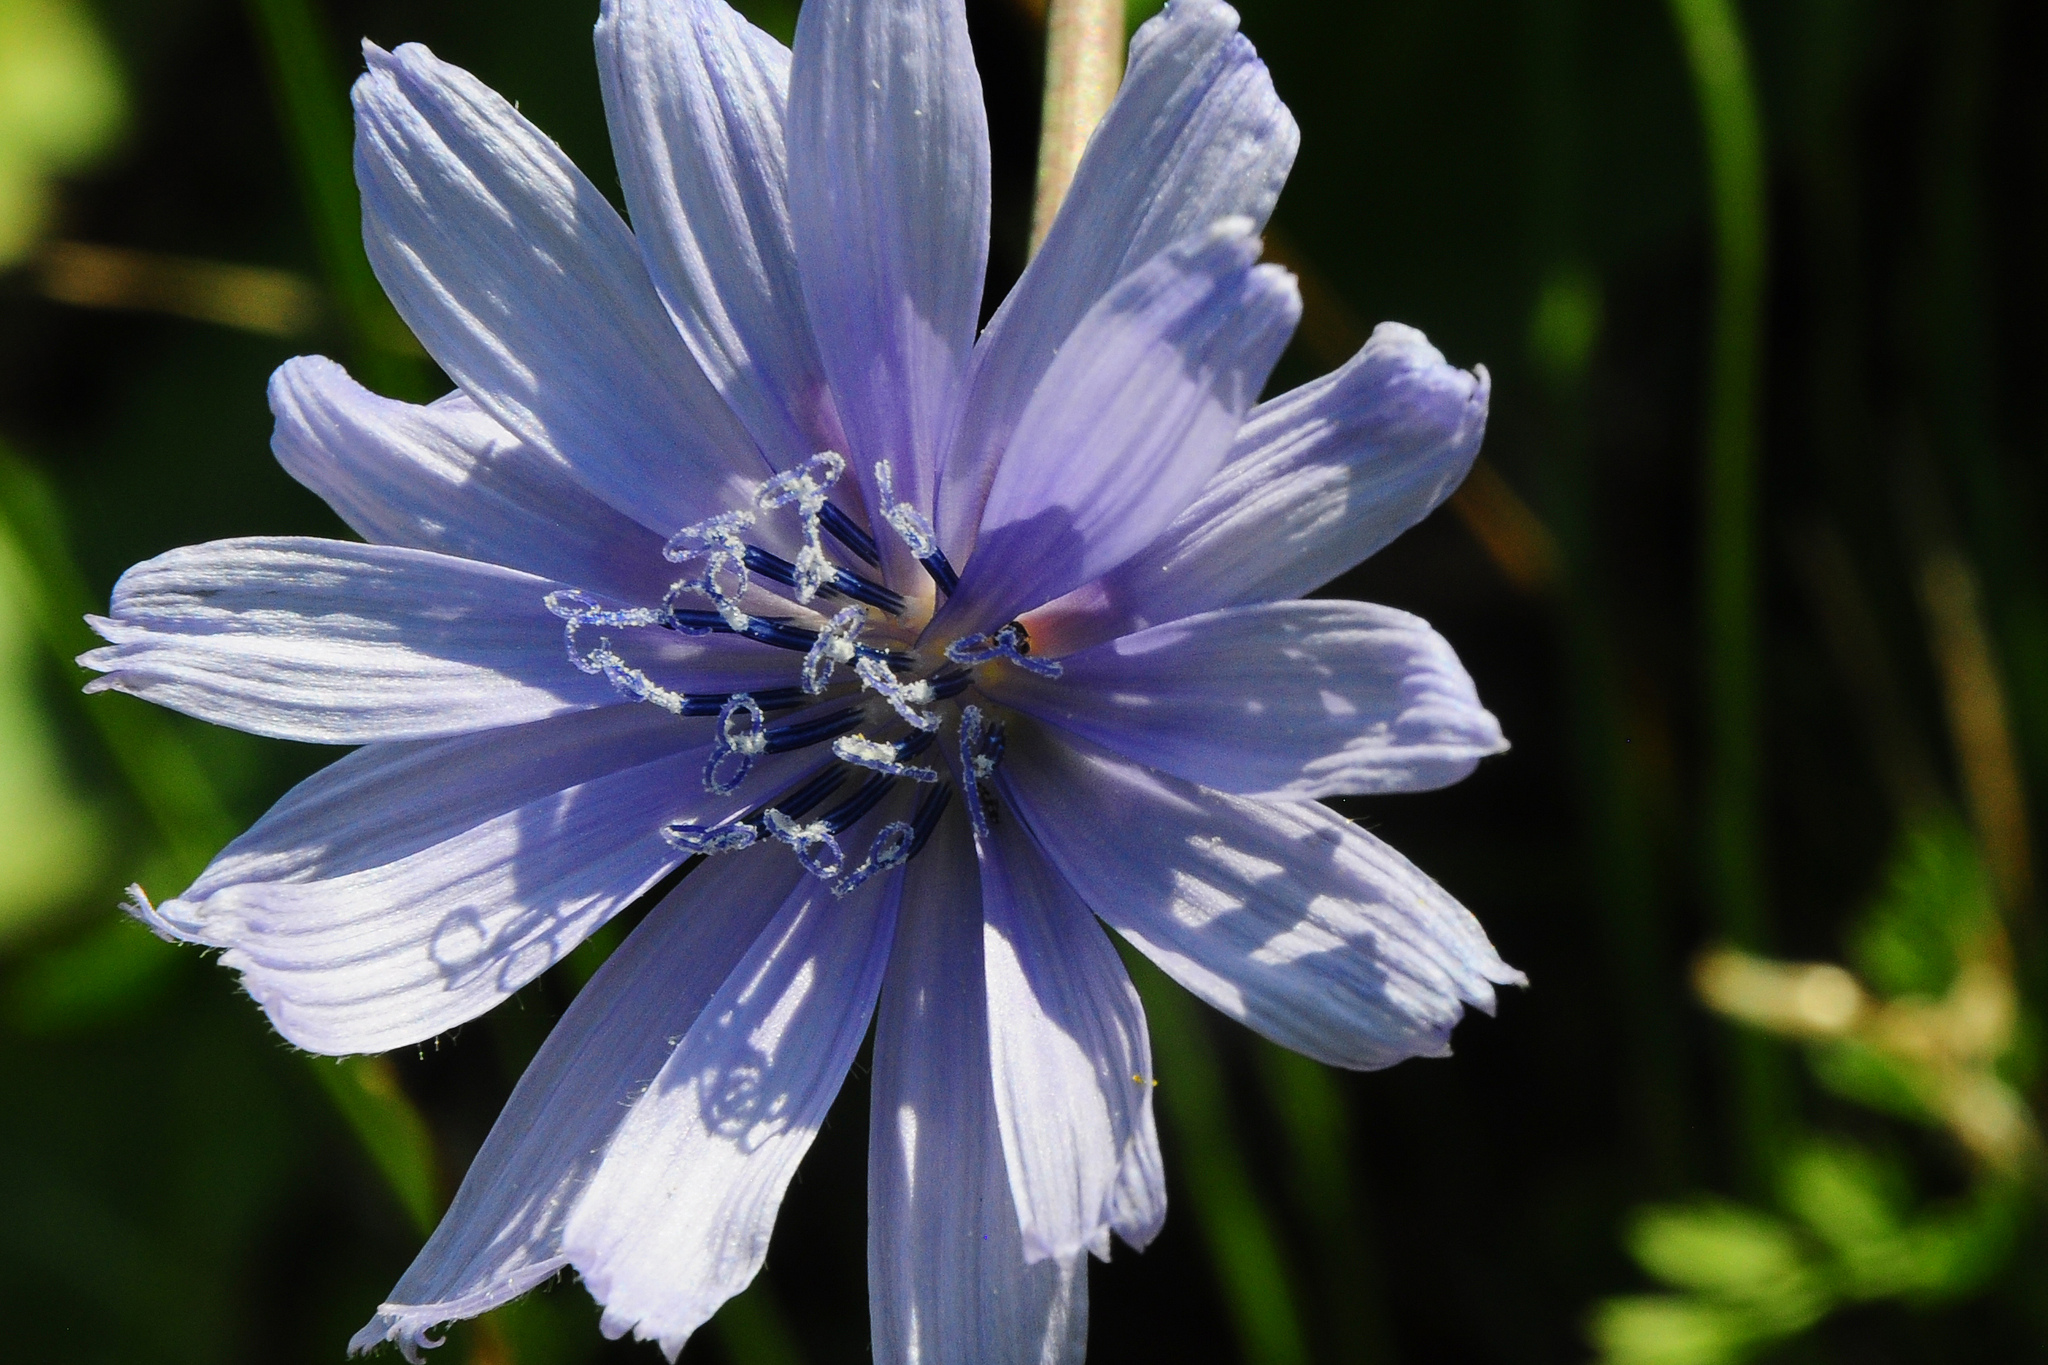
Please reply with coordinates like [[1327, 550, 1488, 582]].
[[747, 956, 817, 1067], [895, 1102, 920, 1202]]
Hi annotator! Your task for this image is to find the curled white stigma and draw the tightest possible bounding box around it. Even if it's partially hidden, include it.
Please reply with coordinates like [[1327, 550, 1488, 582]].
[[944, 621, 1062, 678], [664, 509, 756, 631], [803, 606, 866, 694], [832, 733, 939, 783], [663, 819, 759, 854], [958, 703, 1004, 841], [763, 806, 844, 880], [855, 654, 939, 731], [874, 458, 939, 559], [757, 451, 845, 602], [544, 590, 690, 713], [704, 693, 767, 794], [833, 821, 916, 897]]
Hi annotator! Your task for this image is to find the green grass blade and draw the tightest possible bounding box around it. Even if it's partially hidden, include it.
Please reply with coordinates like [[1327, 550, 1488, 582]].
[[241, 0, 429, 397], [308, 1055, 441, 1237], [1665, 0, 1785, 1186], [1130, 951, 1309, 1365]]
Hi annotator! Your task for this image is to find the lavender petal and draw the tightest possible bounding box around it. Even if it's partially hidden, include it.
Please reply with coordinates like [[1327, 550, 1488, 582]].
[[1054, 323, 1490, 647], [938, 221, 1298, 636], [938, 0, 1297, 553], [1001, 727, 1524, 1071], [270, 356, 678, 603], [353, 41, 761, 537], [976, 796, 1159, 1264], [80, 538, 629, 743], [869, 814, 1090, 1365], [787, 0, 990, 575], [995, 599, 1507, 799], [142, 710, 828, 1055], [597, 0, 841, 468], [562, 867, 901, 1358], [350, 850, 803, 1362]]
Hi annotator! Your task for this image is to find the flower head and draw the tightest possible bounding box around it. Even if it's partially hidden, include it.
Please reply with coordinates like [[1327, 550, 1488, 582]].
[[83, 0, 1521, 1359]]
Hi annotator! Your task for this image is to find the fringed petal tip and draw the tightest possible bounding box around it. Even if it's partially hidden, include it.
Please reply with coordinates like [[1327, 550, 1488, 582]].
[[1359, 320, 1491, 446], [348, 1264, 570, 1362], [348, 1313, 444, 1363], [591, 1299, 694, 1364], [120, 884, 207, 945], [121, 884, 176, 942], [1020, 1224, 1112, 1268], [78, 616, 123, 683], [1449, 953, 1529, 1025], [1486, 958, 1531, 994]]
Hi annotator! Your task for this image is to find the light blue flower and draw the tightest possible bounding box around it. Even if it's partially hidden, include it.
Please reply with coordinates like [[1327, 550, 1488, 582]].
[[81, 0, 1521, 1358]]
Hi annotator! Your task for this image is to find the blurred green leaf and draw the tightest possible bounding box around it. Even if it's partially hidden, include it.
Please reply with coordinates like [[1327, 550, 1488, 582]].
[[0, 503, 104, 944], [1805, 1038, 1941, 1125], [730, 0, 798, 45], [712, 1279, 806, 1365], [7, 912, 178, 1030], [0, 445, 236, 879], [1528, 264, 1604, 389], [556, 915, 628, 993], [242, 0, 431, 396], [1778, 1141, 1903, 1257], [1884, 1183, 2029, 1304], [0, 0, 124, 265], [1625, 1203, 1823, 1327], [1850, 816, 1994, 999], [1589, 1296, 1768, 1365], [307, 1054, 441, 1237], [1256, 1040, 1397, 1363]]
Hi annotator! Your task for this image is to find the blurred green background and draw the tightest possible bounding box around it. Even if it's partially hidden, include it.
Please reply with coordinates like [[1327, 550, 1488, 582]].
[[2, 0, 2046, 1361]]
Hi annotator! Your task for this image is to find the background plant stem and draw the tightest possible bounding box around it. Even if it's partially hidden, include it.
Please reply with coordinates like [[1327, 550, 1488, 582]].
[[1666, 0, 1784, 1188], [1029, 0, 1124, 254]]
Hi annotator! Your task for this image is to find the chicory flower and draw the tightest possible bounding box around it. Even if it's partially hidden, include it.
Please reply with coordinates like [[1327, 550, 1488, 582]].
[[83, 0, 1522, 1358]]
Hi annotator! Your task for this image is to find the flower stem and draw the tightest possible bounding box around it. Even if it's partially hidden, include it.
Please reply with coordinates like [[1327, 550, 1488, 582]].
[[1029, 0, 1125, 254], [1128, 951, 1310, 1365], [1666, 0, 1783, 1187]]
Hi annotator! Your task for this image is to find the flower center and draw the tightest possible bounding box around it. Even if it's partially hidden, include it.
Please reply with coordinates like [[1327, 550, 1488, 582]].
[[541, 452, 1061, 895]]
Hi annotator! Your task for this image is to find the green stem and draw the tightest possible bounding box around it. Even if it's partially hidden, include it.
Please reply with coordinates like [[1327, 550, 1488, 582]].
[[1030, 0, 1126, 253], [1665, 0, 1783, 1184], [1668, 0, 1767, 946], [242, 0, 428, 398], [1522, 0, 1689, 1190], [1129, 952, 1310, 1365], [1255, 1042, 1396, 1362]]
